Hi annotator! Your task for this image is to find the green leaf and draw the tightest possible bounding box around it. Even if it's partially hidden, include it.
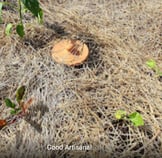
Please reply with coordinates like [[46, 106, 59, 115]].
[[21, 0, 43, 18], [159, 72, 162, 77], [157, 69, 162, 77], [12, 103, 17, 109], [115, 110, 127, 120], [37, 9, 43, 24], [0, 2, 3, 23], [128, 112, 144, 127], [5, 98, 16, 108], [21, 2, 28, 13], [5, 23, 13, 36], [15, 107, 21, 112], [16, 23, 25, 37], [10, 109, 17, 115], [146, 59, 157, 70], [16, 85, 26, 104]]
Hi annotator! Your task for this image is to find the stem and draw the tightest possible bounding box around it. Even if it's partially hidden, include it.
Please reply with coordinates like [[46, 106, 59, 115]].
[[18, 0, 23, 24]]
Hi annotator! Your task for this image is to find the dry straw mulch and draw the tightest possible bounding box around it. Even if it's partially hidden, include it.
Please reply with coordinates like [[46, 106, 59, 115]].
[[0, 0, 162, 158]]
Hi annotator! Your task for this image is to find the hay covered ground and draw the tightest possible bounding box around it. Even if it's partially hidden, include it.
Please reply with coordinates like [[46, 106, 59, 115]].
[[0, 0, 162, 157]]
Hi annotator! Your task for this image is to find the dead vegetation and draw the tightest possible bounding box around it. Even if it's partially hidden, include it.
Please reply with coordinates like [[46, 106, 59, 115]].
[[0, 0, 162, 158]]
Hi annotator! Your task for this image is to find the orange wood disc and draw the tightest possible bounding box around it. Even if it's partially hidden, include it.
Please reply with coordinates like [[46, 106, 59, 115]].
[[51, 39, 89, 66]]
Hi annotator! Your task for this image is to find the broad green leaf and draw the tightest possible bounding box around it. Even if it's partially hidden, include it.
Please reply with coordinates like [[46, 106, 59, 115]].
[[146, 59, 157, 69], [5, 23, 13, 36], [21, 0, 43, 18], [0, 2, 3, 23], [16, 85, 26, 104], [16, 24, 25, 37], [128, 112, 144, 127], [10, 109, 17, 115], [115, 110, 127, 120], [5, 98, 13, 108], [5, 98, 16, 108]]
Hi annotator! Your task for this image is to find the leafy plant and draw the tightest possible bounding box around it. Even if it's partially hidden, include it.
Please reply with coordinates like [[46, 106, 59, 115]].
[[146, 59, 162, 77], [21, 0, 43, 23], [5, 23, 13, 36], [0, 85, 33, 130], [5, 86, 25, 115], [115, 110, 127, 120], [16, 85, 26, 104], [1, 0, 43, 37], [115, 110, 144, 127]]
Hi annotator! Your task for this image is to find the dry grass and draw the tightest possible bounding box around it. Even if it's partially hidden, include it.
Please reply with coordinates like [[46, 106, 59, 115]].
[[0, 0, 162, 157]]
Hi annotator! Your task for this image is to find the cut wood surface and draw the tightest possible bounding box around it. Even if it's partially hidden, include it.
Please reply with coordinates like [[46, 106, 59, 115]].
[[52, 39, 89, 66]]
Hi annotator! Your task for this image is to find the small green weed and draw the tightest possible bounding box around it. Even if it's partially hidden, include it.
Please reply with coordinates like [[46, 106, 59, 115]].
[[5, 86, 25, 115], [115, 110, 144, 127], [0, 86, 33, 129], [146, 59, 162, 77], [5, 23, 13, 36]]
